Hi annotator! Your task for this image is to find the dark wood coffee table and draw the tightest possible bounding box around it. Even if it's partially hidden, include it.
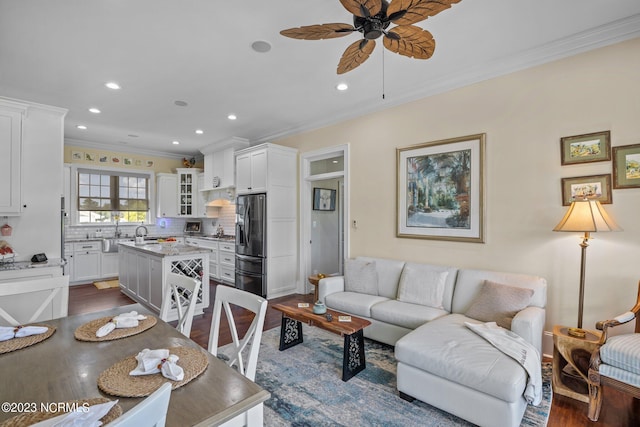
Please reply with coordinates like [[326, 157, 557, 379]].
[[272, 303, 371, 381]]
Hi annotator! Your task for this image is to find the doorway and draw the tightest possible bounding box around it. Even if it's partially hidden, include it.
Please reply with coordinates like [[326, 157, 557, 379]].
[[300, 145, 349, 295]]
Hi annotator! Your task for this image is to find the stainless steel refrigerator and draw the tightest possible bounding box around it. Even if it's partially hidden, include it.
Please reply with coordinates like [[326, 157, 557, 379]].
[[235, 193, 266, 297]]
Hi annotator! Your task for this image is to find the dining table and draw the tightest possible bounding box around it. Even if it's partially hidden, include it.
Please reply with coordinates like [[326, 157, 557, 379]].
[[0, 303, 270, 426]]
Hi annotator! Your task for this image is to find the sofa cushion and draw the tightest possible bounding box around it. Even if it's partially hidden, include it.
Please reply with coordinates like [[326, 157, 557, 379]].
[[371, 300, 448, 330], [465, 281, 534, 329], [356, 257, 406, 299], [397, 264, 449, 309], [344, 258, 378, 296], [395, 313, 528, 403], [325, 291, 389, 318], [452, 269, 547, 314]]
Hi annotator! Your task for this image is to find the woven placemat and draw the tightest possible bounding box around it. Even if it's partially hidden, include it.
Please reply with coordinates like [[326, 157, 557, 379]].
[[74, 316, 157, 342], [0, 326, 55, 355], [98, 346, 209, 397], [0, 397, 121, 427]]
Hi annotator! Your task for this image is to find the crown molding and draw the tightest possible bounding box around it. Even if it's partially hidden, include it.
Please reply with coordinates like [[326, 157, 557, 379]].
[[64, 138, 201, 160]]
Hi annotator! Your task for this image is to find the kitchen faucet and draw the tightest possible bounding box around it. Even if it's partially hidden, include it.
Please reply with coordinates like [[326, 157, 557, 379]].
[[135, 225, 148, 237]]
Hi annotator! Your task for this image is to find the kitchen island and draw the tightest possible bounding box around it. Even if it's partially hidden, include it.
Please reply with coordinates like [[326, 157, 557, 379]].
[[118, 242, 210, 321]]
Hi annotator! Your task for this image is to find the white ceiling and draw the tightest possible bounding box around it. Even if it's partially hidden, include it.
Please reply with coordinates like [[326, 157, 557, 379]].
[[1, 0, 640, 158]]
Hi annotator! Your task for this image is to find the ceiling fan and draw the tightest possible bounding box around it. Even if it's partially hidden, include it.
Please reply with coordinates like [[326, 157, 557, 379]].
[[280, 0, 462, 74]]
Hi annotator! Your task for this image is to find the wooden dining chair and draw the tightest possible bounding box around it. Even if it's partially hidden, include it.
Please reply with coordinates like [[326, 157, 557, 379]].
[[159, 273, 201, 338], [208, 285, 268, 427], [587, 281, 640, 421], [109, 382, 172, 427]]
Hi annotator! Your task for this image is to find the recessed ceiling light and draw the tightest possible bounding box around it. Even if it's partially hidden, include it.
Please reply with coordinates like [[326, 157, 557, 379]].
[[336, 83, 348, 91], [172, 140, 180, 145], [251, 40, 272, 53], [332, 160, 339, 164], [195, 129, 204, 135], [174, 100, 188, 107], [76, 125, 87, 130], [228, 114, 237, 120], [105, 82, 121, 90], [88, 107, 101, 114]]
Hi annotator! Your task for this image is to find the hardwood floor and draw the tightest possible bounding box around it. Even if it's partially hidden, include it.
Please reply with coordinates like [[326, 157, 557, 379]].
[[68, 281, 639, 426]]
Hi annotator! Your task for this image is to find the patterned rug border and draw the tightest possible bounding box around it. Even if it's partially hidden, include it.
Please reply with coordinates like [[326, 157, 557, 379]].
[[240, 326, 552, 427]]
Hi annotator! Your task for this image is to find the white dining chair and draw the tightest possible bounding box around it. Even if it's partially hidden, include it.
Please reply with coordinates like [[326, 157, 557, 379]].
[[208, 285, 268, 427], [109, 382, 171, 427], [159, 273, 201, 338]]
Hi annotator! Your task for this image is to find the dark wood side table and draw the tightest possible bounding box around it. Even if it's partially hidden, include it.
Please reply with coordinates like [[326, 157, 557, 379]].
[[552, 324, 602, 402]]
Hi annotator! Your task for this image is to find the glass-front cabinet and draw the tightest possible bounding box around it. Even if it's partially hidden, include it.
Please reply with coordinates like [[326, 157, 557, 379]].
[[176, 168, 200, 217]]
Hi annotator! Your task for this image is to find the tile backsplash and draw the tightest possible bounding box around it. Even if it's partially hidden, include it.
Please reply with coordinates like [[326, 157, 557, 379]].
[[65, 205, 236, 240]]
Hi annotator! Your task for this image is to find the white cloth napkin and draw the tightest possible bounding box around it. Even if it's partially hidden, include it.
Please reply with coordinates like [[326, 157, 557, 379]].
[[95, 311, 147, 338], [0, 325, 49, 342], [129, 348, 184, 381], [30, 399, 118, 427], [465, 321, 542, 406]]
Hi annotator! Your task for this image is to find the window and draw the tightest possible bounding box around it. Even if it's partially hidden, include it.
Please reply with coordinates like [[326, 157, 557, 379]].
[[77, 169, 150, 223]]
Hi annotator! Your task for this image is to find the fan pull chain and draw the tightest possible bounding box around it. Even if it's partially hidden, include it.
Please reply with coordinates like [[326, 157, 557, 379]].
[[382, 49, 385, 100]]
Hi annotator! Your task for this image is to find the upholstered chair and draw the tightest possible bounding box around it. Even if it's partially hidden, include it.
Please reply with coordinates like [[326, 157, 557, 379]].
[[587, 281, 640, 421]]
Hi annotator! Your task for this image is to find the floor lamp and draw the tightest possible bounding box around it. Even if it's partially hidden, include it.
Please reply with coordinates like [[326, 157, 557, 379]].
[[553, 198, 621, 338]]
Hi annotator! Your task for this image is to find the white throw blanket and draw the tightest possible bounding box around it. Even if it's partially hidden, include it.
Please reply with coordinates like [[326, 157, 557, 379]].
[[95, 311, 147, 338], [0, 325, 48, 342], [129, 348, 184, 381], [465, 321, 542, 406]]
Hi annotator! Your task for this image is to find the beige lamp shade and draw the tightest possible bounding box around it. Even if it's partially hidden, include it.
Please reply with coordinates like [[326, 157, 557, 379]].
[[553, 199, 622, 233]]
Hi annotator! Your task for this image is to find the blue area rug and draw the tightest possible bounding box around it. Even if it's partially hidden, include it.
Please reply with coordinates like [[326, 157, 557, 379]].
[[250, 326, 551, 427]]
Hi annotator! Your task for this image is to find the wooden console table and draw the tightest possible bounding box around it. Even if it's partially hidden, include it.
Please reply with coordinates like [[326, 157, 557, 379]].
[[552, 324, 601, 402]]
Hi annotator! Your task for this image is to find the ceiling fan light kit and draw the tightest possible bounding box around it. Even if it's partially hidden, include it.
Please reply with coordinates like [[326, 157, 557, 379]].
[[280, 0, 462, 74]]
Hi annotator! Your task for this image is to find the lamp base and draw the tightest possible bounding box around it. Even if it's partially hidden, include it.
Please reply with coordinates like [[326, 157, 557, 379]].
[[567, 327, 587, 338]]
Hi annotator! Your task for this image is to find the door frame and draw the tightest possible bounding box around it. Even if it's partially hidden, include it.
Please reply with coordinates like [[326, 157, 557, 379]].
[[299, 144, 350, 295]]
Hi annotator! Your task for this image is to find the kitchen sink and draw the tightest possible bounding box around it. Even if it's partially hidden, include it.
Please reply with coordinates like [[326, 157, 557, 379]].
[[102, 238, 134, 253]]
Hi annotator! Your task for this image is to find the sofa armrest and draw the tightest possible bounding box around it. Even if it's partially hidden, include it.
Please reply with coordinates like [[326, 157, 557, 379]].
[[511, 306, 545, 355], [318, 276, 345, 303]]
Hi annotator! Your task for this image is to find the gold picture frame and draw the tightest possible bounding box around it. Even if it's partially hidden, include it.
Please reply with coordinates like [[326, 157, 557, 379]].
[[561, 174, 612, 206], [397, 134, 485, 242], [560, 130, 611, 165], [613, 143, 640, 189]]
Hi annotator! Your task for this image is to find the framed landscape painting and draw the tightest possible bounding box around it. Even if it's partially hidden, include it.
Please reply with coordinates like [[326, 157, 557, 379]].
[[397, 134, 485, 242], [613, 143, 640, 189], [561, 174, 612, 206], [560, 130, 611, 165]]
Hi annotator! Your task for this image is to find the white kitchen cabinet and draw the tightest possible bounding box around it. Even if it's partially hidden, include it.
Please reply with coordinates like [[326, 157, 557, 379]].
[[0, 100, 27, 216], [235, 148, 267, 194], [156, 173, 178, 218], [235, 143, 298, 299], [196, 173, 209, 217], [101, 252, 119, 278], [63, 242, 73, 277], [185, 238, 220, 280], [218, 241, 235, 284], [72, 241, 101, 282], [177, 168, 201, 217], [200, 137, 249, 191]]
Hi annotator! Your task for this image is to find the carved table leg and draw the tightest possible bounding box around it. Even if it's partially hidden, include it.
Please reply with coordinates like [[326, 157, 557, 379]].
[[279, 316, 303, 351], [342, 329, 366, 381]]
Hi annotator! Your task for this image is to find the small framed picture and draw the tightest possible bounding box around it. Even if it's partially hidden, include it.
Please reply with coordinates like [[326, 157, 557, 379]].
[[98, 154, 109, 163], [313, 188, 336, 211], [71, 151, 83, 161], [84, 152, 96, 162], [123, 157, 133, 166], [613, 143, 640, 189], [560, 130, 611, 165], [111, 156, 121, 164], [561, 174, 612, 206]]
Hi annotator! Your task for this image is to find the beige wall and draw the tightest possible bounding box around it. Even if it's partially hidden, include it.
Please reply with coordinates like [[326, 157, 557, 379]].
[[276, 37, 640, 336]]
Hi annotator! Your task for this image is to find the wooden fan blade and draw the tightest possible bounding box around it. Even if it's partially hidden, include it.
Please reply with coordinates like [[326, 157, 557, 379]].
[[387, 0, 462, 25], [280, 23, 355, 40], [339, 0, 382, 18], [383, 25, 435, 59], [337, 39, 376, 74]]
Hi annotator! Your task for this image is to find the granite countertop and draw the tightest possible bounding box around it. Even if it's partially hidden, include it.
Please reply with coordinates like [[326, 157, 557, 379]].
[[119, 241, 212, 257]]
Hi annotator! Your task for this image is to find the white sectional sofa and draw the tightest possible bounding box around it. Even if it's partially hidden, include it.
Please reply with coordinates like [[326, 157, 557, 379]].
[[318, 256, 547, 427]]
